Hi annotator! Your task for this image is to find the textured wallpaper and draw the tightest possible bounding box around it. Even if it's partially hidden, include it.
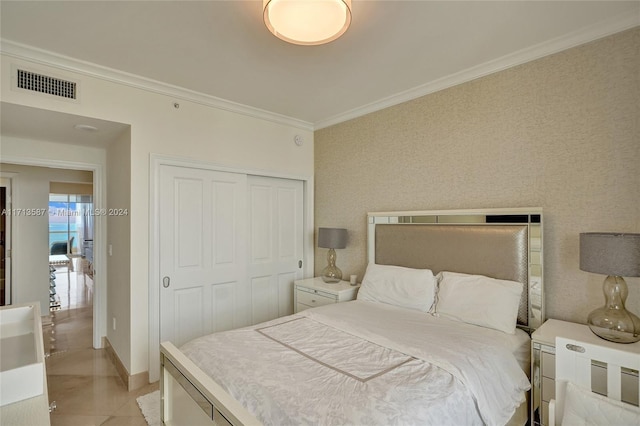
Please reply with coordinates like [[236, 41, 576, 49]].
[[314, 28, 640, 324]]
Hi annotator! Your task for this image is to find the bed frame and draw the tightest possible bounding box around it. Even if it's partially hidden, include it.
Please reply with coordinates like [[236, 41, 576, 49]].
[[549, 337, 640, 425], [160, 207, 544, 425]]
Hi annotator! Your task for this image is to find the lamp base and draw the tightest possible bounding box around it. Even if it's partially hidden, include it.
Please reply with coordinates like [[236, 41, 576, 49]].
[[588, 307, 640, 343], [587, 275, 640, 344], [321, 265, 342, 283], [321, 248, 342, 283]]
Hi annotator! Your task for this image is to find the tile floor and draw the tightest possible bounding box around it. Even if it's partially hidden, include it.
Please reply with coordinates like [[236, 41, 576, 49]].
[[44, 263, 157, 426]]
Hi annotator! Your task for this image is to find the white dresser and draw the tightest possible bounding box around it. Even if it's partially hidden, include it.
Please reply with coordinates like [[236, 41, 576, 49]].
[[0, 303, 50, 425], [294, 277, 359, 313]]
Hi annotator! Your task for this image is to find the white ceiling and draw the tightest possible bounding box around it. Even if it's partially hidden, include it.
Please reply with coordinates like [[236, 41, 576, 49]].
[[1, 102, 130, 148], [1, 1, 639, 130]]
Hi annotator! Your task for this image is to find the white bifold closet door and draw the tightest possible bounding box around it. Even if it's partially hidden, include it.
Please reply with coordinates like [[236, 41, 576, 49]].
[[247, 175, 304, 324], [159, 165, 303, 348]]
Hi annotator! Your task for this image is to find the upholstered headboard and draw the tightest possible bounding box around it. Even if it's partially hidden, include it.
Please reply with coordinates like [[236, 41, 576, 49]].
[[368, 209, 543, 331]]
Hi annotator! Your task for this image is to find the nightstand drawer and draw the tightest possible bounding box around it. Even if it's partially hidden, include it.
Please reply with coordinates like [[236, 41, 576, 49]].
[[293, 278, 359, 314], [541, 351, 555, 378], [541, 401, 549, 426], [541, 377, 555, 402], [297, 290, 334, 307]]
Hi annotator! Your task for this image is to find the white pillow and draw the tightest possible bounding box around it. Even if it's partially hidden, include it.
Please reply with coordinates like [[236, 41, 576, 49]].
[[357, 264, 437, 312], [435, 271, 523, 334], [562, 382, 640, 425]]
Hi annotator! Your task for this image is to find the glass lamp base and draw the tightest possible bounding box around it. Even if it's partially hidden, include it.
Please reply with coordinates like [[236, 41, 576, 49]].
[[321, 248, 342, 283], [321, 265, 342, 283], [588, 307, 640, 343], [587, 275, 640, 344]]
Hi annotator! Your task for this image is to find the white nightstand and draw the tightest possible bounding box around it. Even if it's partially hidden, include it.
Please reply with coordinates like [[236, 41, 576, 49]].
[[294, 277, 360, 313], [530, 319, 640, 426]]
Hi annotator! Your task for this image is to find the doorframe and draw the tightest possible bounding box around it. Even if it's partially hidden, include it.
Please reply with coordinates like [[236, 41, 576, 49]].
[[1, 155, 106, 349], [148, 154, 314, 382], [0, 172, 17, 306]]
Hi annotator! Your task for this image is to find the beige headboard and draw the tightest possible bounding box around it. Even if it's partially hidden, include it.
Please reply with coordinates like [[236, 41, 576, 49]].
[[368, 209, 543, 331]]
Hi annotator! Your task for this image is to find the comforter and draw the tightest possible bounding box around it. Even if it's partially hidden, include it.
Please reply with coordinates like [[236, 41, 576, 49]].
[[181, 300, 530, 426]]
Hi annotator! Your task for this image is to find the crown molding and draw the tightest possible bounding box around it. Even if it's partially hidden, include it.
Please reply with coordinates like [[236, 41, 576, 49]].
[[2, 10, 637, 133], [0, 39, 314, 132], [314, 13, 639, 130]]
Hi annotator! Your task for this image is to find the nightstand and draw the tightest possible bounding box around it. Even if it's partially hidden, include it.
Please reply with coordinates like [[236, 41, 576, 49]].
[[294, 277, 359, 313], [530, 319, 640, 426]]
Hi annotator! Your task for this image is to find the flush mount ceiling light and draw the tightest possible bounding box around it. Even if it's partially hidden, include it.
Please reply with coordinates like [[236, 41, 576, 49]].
[[263, 0, 352, 46]]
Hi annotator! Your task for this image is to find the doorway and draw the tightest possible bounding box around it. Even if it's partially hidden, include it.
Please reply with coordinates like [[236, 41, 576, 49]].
[[0, 176, 11, 306], [49, 189, 94, 311], [0, 160, 106, 349], [1, 103, 130, 350]]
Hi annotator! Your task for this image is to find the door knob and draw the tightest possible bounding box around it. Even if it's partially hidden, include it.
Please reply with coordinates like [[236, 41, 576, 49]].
[[162, 276, 170, 288]]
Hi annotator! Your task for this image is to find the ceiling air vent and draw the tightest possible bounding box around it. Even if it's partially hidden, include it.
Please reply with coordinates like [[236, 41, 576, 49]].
[[16, 69, 77, 100]]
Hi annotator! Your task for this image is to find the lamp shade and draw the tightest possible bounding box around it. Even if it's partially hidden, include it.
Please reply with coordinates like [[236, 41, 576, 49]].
[[263, 0, 352, 46], [318, 227, 347, 249], [580, 233, 640, 277]]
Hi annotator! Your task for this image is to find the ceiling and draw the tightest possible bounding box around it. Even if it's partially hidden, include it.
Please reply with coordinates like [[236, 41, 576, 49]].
[[1, 102, 130, 148], [1, 1, 639, 130]]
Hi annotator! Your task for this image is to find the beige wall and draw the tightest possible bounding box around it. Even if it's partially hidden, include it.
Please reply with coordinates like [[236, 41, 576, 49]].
[[50, 182, 93, 195], [314, 28, 640, 325]]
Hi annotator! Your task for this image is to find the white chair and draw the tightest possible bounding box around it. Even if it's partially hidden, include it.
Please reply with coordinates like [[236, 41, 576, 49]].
[[549, 337, 640, 426]]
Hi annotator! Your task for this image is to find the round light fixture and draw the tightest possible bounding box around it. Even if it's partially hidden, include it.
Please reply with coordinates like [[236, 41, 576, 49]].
[[263, 0, 352, 46]]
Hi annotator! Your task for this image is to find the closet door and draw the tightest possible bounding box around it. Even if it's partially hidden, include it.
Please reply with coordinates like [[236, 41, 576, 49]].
[[247, 176, 304, 324], [159, 166, 248, 347]]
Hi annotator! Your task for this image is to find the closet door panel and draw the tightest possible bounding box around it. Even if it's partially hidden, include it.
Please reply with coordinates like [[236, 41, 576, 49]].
[[160, 166, 247, 347], [248, 176, 304, 322]]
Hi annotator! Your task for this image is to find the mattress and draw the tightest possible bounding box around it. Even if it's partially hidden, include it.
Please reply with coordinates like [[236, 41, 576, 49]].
[[181, 300, 531, 426]]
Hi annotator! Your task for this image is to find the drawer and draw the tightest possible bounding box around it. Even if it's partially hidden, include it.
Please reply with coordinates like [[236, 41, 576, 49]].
[[297, 290, 334, 308], [541, 400, 549, 426], [296, 303, 310, 313], [542, 376, 555, 402], [541, 351, 555, 379]]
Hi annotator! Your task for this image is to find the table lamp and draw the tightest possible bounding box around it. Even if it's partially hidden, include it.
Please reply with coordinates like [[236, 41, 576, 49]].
[[318, 227, 347, 283], [580, 232, 640, 343]]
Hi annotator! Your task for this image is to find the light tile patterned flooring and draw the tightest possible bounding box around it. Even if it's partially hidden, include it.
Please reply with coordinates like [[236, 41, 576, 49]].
[[45, 264, 158, 425]]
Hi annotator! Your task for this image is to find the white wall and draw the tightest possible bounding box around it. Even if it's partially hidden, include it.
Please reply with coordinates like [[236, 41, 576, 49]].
[[0, 161, 95, 313], [106, 129, 132, 371], [1, 52, 314, 377]]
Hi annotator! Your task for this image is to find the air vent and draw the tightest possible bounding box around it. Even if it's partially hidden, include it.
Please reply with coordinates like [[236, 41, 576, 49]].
[[16, 69, 77, 99]]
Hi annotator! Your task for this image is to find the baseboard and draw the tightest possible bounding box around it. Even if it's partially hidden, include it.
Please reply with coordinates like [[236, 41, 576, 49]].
[[104, 337, 149, 391], [128, 370, 150, 391]]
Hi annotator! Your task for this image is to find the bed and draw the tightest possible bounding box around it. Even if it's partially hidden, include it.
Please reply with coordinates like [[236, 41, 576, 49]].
[[160, 208, 544, 425]]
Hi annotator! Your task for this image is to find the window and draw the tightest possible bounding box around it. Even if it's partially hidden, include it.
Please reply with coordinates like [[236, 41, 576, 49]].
[[48, 194, 93, 255]]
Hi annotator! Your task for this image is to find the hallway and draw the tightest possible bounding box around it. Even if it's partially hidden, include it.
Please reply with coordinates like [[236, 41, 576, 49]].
[[44, 262, 157, 425]]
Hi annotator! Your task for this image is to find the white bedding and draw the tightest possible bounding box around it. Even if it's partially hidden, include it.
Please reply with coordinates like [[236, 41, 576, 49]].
[[181, 300, 531, 426]]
